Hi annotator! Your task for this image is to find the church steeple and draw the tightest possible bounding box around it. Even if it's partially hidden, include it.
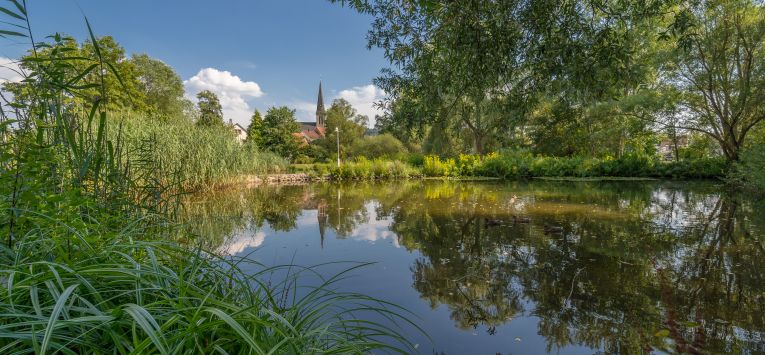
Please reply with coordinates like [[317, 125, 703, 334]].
[[316, 81, 326, 128]]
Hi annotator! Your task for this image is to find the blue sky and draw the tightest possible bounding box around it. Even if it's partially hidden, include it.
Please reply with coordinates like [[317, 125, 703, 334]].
[[0, 0, 388, 126]]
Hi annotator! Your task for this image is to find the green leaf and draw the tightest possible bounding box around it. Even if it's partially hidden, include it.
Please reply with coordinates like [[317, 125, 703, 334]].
[[204, 308, 266, 355], [654, 329, 670, 337], [9, 0, 26, 16], [0, 29, 25, 37], [123, 304, 169, 355], [0, 5, 25, 21], [41, 284, 79, 355]]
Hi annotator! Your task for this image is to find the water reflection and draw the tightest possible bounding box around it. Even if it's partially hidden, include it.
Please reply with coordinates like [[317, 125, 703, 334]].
[[183, 181, 765, 353]]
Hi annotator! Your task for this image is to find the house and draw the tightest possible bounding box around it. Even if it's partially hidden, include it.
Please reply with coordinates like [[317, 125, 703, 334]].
[[227, 119, 248, 143], [293, 82, 327, 146], [657, 135, 689, 160]]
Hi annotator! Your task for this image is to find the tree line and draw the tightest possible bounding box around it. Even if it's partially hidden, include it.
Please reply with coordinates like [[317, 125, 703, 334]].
[[333, 0, 764, 166], [3, 34, 398, 164]]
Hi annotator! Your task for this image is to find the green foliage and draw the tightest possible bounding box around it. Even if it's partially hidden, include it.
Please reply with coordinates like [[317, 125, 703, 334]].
[[5, 34, 145, 113], [246, 109, 264, 145], [328, 158, 420, 180], [733, 128, 765, 191], [666, 0, 765, 162], [478, 151, 726, 179], [195, 90, 224, 127], [422, 155, 459, 177], [261, 106, 301, 159], [335, 0, 765, 178], [349, 134, 407, 159], [0, 236, 417, 354], [131, 53, 188, 118], [321, 99, 367, 159]]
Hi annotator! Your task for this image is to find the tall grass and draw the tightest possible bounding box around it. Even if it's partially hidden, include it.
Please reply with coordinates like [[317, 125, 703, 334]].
[[0, 3, 418, 353], [117, 113, 287, 190]]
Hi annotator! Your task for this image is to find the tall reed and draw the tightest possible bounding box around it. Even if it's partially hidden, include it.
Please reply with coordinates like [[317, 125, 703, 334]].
[[116, 113, 287, 190]]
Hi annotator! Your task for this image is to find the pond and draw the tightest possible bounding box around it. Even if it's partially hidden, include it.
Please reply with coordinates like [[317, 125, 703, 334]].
[[184, 180, 765, 354]]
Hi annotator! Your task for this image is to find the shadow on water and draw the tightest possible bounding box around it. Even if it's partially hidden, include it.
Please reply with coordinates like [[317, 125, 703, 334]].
[[183, 180, 765, 354]]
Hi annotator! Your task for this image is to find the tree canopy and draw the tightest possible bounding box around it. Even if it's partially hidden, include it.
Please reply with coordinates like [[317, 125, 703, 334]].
[[195, 90, 224, 128], [261, 106, 301, 159], [333, 0, 765, 163]]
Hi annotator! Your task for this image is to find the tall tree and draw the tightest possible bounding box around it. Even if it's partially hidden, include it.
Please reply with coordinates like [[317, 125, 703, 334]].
[[665, 0, 765, 162], [5, 35, 146, 113], [333, 0, 672, 156], [322, 98, 366, 158], [246, 109, 264, 146], [261, 106, 301, 158], [195, 90, 224, 128], [130, 54, 187, 118]]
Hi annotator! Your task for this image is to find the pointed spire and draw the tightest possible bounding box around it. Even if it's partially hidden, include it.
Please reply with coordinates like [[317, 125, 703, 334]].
[[316, 81, 326, 128]]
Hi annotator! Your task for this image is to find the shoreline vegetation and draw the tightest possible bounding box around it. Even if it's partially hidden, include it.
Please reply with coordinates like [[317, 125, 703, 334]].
[[283, 152, 727, 182]]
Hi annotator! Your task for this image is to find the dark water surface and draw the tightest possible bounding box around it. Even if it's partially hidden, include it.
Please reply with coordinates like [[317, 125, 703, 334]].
[[185, 180, 765, 354]]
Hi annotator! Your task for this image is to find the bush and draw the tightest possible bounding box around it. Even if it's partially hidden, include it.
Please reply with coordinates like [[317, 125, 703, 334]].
[[423, 155, 457, 177], [732, 132, 765, 191], [349, 134, 408, 159], [475, 150, 726, 179], [329, 159, 420, 180]]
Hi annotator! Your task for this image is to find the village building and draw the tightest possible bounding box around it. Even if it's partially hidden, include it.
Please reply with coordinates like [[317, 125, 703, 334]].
[[293, 82, 327, 146], [227, 119, 248, 142], [657, 135, 689, 160]]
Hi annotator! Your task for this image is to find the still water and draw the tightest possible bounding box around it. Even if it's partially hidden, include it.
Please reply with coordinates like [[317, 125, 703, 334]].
[[185, 180, 765, 354]]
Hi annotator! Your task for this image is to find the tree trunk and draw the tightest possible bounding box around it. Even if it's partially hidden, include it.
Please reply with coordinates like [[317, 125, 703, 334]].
[[474, 133, 484, 155]]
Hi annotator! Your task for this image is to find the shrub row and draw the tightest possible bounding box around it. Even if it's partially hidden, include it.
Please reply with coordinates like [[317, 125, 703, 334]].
[[421, 151, 726, 179]]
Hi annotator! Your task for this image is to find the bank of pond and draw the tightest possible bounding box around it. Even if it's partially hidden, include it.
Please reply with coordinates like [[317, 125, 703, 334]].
[[288, 153, 726, 182]]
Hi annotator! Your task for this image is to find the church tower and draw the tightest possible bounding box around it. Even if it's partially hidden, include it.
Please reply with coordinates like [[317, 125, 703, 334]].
[[316, 81, 326, 128]]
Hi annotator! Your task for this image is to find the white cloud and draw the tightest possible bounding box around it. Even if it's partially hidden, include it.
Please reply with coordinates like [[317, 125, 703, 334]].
[[292, 101, 317, 122], [184, 68, 264, 125], [0, 57, 23, 115], [217, 230, 267, 255], [336, 84, 386, 126], [0, 57, 23, 84]]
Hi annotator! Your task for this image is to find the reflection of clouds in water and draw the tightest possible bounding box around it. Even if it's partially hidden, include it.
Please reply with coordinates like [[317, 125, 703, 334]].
[[218, 230, 267, 255], [349, 203, 399, 247], [296, 210, 317, 227]]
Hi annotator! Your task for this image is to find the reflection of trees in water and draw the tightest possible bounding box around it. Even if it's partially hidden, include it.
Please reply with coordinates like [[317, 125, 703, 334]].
[[182, 185, 307, 248], [389, 182, 765, 353], [186, 180, 765, 353]]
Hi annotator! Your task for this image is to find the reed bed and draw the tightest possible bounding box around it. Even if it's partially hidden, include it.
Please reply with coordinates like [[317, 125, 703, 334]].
[[117, 114, 287, 191]]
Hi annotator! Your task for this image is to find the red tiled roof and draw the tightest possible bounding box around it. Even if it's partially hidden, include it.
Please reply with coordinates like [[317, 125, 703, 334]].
[[294, 126, 326, 143]]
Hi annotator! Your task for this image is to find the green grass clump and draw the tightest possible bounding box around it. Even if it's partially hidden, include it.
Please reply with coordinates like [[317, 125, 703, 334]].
[[0, 236, 417, 354]]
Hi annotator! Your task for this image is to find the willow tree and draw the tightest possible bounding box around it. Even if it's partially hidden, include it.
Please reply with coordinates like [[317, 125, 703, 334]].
[[333, 0, 670, 156], [666, 0, 765, 162]]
